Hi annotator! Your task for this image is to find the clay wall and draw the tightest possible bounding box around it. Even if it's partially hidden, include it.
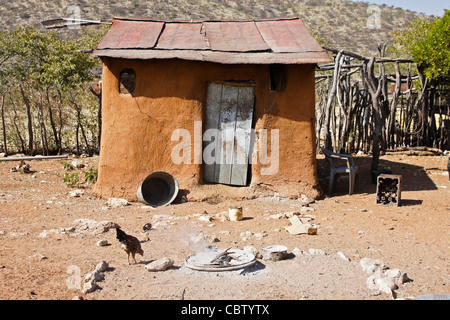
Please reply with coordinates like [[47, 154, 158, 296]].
[[93, 58, 322, 201]]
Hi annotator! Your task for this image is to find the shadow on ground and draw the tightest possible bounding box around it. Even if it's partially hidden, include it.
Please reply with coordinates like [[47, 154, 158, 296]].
[[316, 155, 438, 197]]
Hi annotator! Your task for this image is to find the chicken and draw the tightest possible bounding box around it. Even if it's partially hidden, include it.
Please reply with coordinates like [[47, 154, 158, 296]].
[[116, 227, 144, 264]]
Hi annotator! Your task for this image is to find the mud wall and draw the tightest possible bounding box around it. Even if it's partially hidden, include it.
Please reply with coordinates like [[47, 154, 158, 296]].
[[93, 58, 322, 201]]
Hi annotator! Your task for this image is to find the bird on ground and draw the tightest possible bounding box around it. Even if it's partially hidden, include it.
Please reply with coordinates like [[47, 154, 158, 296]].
[[116, 227, 144, 265], [142, 223, 152, 242]]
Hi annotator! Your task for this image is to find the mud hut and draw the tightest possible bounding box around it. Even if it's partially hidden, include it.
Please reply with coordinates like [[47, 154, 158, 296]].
[[92, 17, 331, 202]]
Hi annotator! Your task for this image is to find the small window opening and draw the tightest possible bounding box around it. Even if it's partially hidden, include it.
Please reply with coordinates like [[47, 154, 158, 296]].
[[269, 64, 286, 92], [119, 68, 136, 94]]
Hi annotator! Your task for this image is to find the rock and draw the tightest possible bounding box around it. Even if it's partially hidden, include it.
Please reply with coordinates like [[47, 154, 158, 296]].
[[10, 232, 29, 238], [292, 247, 306, 256], [69, 189, 84, 197], [384, 269, 410, 285], [268, 211, 300, 220], [30, 253, 47, 261], [308, 248, 326, 255], [106, 198, 130, 208], [360, 257, 387, 274], [85, 270, 105, 283], [254, 232, 267, 239], [99, 221, 120, 232], [300, 206, 315, 213], [262, 245, 288, 261], [72, 218, 100, 231], [299, 194, 315, 206], [71, 159, 85, 168], [198, 216, 212, 223], [367, 273, 398, 295], [71, 219, 119, 234], [82, 278, 99, 294], [215, 211, 229, 221], [81, 261, 109, 294], [336, 251, 351, 261], [95, 261, 109, 273], [240, 231, 253, 238], [96, 240, 109, 247], [145, 257, 174, 272], [243, 245, 261, 259]]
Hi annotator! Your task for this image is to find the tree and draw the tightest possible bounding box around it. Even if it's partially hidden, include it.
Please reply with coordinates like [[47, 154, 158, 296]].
[[392, 10, 450, 84], [0, 26, 106, 155]]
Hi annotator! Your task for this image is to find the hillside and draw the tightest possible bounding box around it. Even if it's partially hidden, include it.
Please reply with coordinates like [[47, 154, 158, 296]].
[[0, 0, 430, 56]]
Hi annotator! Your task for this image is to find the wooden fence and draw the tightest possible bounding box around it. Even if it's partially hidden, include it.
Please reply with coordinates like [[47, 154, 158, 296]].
[[315, 45, 449, 172]]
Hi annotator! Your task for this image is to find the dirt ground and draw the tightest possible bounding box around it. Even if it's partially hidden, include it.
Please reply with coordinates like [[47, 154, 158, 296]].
[[0, 153, 448, 301]]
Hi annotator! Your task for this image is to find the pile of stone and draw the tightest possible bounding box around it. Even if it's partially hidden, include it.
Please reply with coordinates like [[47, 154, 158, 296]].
[[360, 257, 411, 297], [82, 261, 110, 294], [39, 219, 120, 239]]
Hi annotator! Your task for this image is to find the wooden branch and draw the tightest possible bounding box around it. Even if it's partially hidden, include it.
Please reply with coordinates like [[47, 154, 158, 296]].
[[323, 46, 368, 61], [376, 58, 414, 63], [323, 47, 414, 64]]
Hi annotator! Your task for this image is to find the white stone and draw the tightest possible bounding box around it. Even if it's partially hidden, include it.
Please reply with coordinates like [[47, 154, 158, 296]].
[[198, 216, 212, 222], [360, 257, 386, 274], [96, 240, 109, 247], [309, 248, 326, 255], [95, 261, 109, 273], [336, 251, 351, 261], [243, 245, 261, 259], [69, 189, 84, 197], [367, 274, 398, 294], [215, 211, 229, 221], [292, 247, 306, 256], [82, 277, 99, 294], [71, 159, 85, 168], [385, 269, 410, 285], [299, 194, 315, 206], [240, 231, 253, 238], [254, 232, 267, 239], [145, 257, 174, 272], [106, 198, 130, 208]]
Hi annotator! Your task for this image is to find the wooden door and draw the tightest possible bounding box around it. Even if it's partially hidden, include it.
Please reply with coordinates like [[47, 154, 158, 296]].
[[203, 82, 255, 186]]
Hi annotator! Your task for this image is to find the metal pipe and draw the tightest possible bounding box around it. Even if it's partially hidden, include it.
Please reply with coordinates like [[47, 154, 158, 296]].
[[0, 155, 68, 161]]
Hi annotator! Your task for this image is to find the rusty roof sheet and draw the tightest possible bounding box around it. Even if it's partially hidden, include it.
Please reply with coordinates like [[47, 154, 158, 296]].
[[96, 19, 164, 49], [94, 17, 331, 64], [255, 19, 324, 53], [204, 21, 269, 52], [156, 22, 209, 50]]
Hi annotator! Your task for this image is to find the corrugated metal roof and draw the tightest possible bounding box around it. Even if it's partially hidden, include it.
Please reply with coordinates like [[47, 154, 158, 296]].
[[157, 22, 209, 50], [93, 17, 331, 64], [204, 21, 270, 52], [96, 19, 164, 49]]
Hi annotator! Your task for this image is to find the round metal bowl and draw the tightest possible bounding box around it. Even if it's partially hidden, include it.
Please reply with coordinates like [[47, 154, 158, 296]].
[[184, 248, 256, 272]]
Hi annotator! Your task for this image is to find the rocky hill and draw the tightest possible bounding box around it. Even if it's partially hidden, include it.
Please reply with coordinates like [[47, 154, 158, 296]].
[[0, 0, 430, 56]]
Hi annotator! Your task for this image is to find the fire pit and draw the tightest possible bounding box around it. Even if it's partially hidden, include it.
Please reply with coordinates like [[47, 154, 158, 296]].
[[184, 247, 256, 272]]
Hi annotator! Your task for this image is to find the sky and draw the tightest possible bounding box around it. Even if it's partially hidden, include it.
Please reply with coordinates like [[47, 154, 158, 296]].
[[346, 0, 449, 16]]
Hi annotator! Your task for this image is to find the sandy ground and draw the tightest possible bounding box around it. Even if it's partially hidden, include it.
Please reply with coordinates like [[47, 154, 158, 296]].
[[0, 153, 448, 301]]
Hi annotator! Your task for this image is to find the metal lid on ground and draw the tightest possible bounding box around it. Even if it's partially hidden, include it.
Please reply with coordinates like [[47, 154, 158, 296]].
[[184, 247, 257, 272]]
